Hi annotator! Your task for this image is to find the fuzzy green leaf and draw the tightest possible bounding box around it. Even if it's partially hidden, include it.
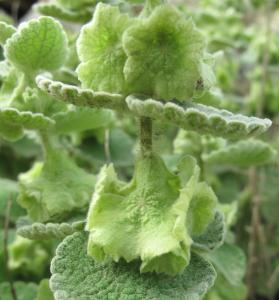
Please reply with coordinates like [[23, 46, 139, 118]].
[[0, 282, 38, 300], [50, 232, 216, 300], [123, 4, 204, 101], [77, 3, 133, 93], [34, 3, 92, 23], [53, 107, 114, 133], [17, 221, 85, 240], [0, 22, 16, 46], [86, 154, 217, 275], [126, 96, 272, 139], [17, 150, 95, 222], [193, 211, 225, 251], [0, 108, 55, 141], [57, 0, 96, 10], [203, 139, 276, 168], [36, 75, 127, 111], [4, 17, 68, 74]]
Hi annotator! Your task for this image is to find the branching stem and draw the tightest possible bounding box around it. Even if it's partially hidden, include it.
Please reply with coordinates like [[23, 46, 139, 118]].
[[139, 117, 153, 157]]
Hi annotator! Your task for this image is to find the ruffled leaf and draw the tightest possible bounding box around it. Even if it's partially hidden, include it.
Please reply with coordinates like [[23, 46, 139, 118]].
[[53, 107, 114, 133], [203, 139, 276, 168], [50, 232, 216, 300], [17, 221, 85, 240], [0, 108, 55, 141], [123, 4, 204, 101], [0, 22, 16, 46], [4, 17, 68, 74], [34, 3, 92, 23], [77, 3, 133, 93], [86, 154, 217, 275], [36, 75, 127, 111], [17, 150, 95, 222], [126, 96, 272, 139], [193, 211, 225, 251]]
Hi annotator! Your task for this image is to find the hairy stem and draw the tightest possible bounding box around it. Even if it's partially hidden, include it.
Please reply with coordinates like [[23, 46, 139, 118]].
[[140, 117, 153, 157]]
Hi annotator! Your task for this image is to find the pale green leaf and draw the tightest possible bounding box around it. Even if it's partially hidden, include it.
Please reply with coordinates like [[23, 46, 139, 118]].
[[4, 17, 68, 74], [57, 0, 96, 10], [36, 75, 127, 111], [77, 3, 133, 93], [34, 3, 92, 23], [123, 4, 204, 101], [0, 282, 38, 300], [50, 232, 216, 300], [126, 96, 272, 139], [53, 107, 114, 133], [193, 211, 225, 251], [0, 22, 16, 46], [17, 150, 95, 222], [36, 279, 54, 300], [86, 154, 216, 275], [17, 220, 85, 240], [203, 139, 276, 168], [207, 242, 246, 286], [0, 108, 55, 141]]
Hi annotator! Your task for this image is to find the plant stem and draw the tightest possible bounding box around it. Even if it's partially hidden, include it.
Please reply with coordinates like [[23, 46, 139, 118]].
[[39, 131, 54, 160], [139, 117, 152, 157]]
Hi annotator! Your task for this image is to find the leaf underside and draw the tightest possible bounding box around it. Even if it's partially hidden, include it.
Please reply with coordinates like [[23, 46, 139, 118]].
[[17, 221, 85, 240], [50, 232, 216, 300], [36, 77, 271, 139]]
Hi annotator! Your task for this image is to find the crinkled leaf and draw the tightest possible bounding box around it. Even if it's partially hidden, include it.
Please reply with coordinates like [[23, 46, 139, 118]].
[[207, 242, 246, 286], [123, 4, 204, 101], [36, 279, 54, 300], [4, 17, 68, 74], [203, 139, 276, 168], [77, 3, 133, 93], [17, 150, 95, 222], [53, 107, 114, 133], [17, 220, 85, 240], [126, 96, 272, 139], [0, 108, 54, 141], [34, 3, 92, 23], [50, 232, 216, 300], [0, 282, 37, 300], [193, 211, 225, 251], [86, 154, 217, 275], [36, 75, 127, 111], [0, 22, 16, 46]]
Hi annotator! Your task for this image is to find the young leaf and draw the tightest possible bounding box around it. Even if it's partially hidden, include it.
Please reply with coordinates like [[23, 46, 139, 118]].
[[203, 139, 276, 168], [36, 75, 127, 111], [17, 221, 85, 240], [77, 3, 133, 93], [86, 154, 217, 275], [126, 96, 272, 139], [34, 3, 92, 23], [50, 232, 216, 300], [17, 150, 95, 222], [207, 242, 246, 286], [123, 4, 204, 101], [193, 211, 225, 251], [0, 22, 16, 46], [0, 108, 55, 141], [4, 17, 68, 74]]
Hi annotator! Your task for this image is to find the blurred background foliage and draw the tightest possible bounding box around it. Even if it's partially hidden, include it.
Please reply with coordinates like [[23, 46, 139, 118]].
[[0, 0, 279, 300]]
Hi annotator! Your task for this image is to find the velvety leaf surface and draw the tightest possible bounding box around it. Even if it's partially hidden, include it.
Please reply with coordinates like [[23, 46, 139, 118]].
[[203, 139, 276, 168], [77, 3, 133, 93], [50, 232, 216, 300], [86, 154, 217, 275], [0, 22, 16, 46], [123, 4, 204, 101], [4, 17, 68, 74]]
